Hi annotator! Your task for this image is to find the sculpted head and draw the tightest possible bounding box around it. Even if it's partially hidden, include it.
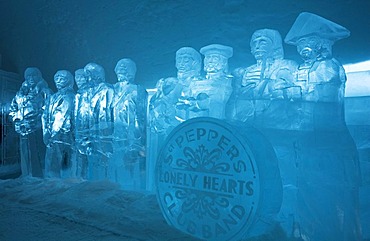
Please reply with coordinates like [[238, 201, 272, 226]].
[[200, 44, 233, 75], [176, 47, 201, 79], [296, 35, 323, 61], [285, 12, 350, 62], [24, 67, 42, 88], [54, 70, 74, 90], [74, 69, 87, 89], [114, 58, 137, 84], [84, 63, 105, 84], [250, 29, 284, 61]]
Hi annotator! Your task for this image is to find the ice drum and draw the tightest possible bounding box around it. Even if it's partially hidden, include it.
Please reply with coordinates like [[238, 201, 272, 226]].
[[155, 117, 283, 240]]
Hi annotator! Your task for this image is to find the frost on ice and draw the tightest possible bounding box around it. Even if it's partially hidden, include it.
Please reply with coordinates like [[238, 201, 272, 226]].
[[111, 58, 147, 190]]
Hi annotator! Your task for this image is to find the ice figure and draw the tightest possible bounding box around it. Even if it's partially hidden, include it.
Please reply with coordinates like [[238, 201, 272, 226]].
[[147, 47, 201, 191], [42, 70, 76, 178], [111, 58, 147, 190], [187, 44, 233, 119], [227, 29, 298, 121], [237, 12, 361, 240], [84, 63, 114, 180], [9, 67, 52, 177], [149, 77, 184, 134], [175, 47, 203, 121], [285, 12, 349, 102], [74, 68, 87, 89], [74, 68, 92, 179], [176, 47, 202, 94], [150, 47, 202, 129]]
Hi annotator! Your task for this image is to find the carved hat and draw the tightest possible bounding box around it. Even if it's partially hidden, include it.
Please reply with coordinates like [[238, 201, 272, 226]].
[[200, 44, 233, 58], [285, 12, 350, 45]]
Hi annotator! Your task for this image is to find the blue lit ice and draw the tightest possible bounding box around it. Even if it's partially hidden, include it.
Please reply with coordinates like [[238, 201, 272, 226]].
[[43, 70, 75, 178], [2, 9, 366, 241]]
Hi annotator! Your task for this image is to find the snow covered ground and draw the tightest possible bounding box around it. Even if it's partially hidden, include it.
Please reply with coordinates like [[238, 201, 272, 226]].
[[0, 177, 199, 241], [0, 175, 369, 240]]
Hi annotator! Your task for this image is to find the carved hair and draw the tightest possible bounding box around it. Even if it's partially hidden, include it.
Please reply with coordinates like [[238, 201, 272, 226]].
[[250, 29, 284, 60]]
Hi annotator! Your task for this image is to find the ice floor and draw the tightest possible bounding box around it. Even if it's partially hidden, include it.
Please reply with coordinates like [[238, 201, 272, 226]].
[[0, 175, 369, 240], [0, 177, 199, 241]]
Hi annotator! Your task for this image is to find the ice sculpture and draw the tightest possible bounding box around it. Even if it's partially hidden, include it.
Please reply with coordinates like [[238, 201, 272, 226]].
[[147, 47, 201, 191], [73, 69, 89, 178], [9, 67, 52, 177], [84, 63, 114, 180], [150, 47, 202, 130], [155, 118, 283, 240], [176, 47, 202, 93], [285, 12, 349, 103], [237, 12, 360, 240], [111, 58, 147, 190], [228, 29, 298, 121], [74, 68, 93, 179], [42, 70, 76, 178], [186, 44, 233, 119], [74, 68, 87, 89]]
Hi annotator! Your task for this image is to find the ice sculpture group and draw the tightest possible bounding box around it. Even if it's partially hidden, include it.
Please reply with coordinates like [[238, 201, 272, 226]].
[[8, 12, 362, 240]]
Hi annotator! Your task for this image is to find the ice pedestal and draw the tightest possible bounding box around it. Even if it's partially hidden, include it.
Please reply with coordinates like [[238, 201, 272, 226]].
[[19, 129, 45, 178], [235, 99, 362, 240], [110, 130, 146, 191]]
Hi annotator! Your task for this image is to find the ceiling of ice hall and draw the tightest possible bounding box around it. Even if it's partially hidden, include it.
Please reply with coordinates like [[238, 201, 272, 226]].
[[0, 0, 369, 89]]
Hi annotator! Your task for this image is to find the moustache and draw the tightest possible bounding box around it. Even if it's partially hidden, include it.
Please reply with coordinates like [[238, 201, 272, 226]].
[[300, 47, 313, 56]]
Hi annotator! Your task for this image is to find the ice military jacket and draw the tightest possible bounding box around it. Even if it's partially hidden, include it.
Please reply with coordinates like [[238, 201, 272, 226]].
[[42, 87, 75, 145], [9, 80, 52, 136]]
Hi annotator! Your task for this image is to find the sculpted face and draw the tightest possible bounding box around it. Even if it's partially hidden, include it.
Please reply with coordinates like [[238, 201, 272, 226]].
[[25, 68, 41, 88], [297, 35, 321, 61], [115, 59, 136, 84], [204, 53, 227, 73], [251, 36, 274, 60], [176, 53, 194, 74], [116, 66, 134, 84], [84, 63, 105, 84], [54, 71, 71, 90], [75, 69, 87, 89]]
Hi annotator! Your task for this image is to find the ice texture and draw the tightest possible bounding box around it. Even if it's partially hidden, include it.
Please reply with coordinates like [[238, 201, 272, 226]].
[[73, 69, 90, 179], [74, 68, 92, 179], [3, 10, 365, 240], [86, 63, 114, 180], [8, 67, 52, 177], [42, 70, 76, 178], [227, 29, 298, 122], [183, 44, 233, 119], [285, 12, 350, 103], [147, 47, 202, 191], [275, 12, 361, 240], [223, 14, 360, 240], [76, 63, 115, 180], [110, 58, 147, 190]]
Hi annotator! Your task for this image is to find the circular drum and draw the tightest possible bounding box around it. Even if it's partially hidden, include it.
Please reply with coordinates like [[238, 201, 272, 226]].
[[155, 117, 282, 240]]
